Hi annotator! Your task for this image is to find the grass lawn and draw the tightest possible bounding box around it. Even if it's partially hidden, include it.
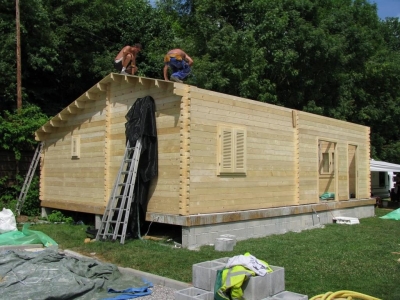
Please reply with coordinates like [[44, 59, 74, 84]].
[[29, 208, 400, 299]]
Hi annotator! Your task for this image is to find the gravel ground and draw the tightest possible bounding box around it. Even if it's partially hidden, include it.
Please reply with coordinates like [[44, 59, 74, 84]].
[[142, 284, 177, 300]]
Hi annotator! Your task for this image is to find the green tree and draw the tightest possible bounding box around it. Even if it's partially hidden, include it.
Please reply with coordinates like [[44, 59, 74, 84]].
[[0, 104, 49, 161]]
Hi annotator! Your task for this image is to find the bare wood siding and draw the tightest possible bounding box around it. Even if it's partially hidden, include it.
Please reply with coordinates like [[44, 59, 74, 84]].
[[348, 144, 357, 196], [297, 111, 370, 202], [36, 74, 371, 218], [40, 97, 107, 213], [189, 88, 297, 214], [107, 78, 182, 215]]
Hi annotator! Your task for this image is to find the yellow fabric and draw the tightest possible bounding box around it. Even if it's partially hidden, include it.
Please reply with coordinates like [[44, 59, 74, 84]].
[[219, 266, 255, 300], [164, 53, 183, 63], [217, 253, 272, 300]]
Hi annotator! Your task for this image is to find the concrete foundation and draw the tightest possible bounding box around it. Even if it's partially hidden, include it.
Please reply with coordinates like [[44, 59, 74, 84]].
[[147, 200, 375, 249], [41, 207, 52, 218], [95, 214, 102, 229]]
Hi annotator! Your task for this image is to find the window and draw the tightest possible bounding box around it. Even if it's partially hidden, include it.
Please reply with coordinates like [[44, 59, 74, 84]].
[[379, 172, 385, 187], [71, 135, 80, 158], [322, 153, 330, 173], [319, 140, 335, 174], [217, 125, 246, 175]]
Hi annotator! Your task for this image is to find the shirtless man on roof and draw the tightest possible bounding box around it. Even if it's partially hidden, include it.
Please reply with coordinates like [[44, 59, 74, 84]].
[[163, 49, 193, 83], [114, 43, 142, 75]]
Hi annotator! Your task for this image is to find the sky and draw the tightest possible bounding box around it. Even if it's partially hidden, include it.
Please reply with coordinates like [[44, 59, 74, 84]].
[[372, 0, 400, 19]]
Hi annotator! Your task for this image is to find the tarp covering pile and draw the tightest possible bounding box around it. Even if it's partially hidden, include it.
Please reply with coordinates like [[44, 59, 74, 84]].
[[380, 208, 400, 220], [0, 248, 152, 299], [0, 223, 57, 247]]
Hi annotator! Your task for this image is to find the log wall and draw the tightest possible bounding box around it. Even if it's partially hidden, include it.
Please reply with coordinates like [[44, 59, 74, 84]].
[[40, 94, 107, 214], [36, 74, 371, 218], [188, 87, 297, 214]]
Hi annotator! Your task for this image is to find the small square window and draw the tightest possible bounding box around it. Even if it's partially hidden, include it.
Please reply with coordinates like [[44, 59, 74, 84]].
[[319, 140, 335, 174], [71, 135, 80, 158]]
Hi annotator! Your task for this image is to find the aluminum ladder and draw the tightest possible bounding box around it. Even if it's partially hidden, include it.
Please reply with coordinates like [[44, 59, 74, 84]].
[[96, 138, 142, 244], [16, 142, 43, 216]]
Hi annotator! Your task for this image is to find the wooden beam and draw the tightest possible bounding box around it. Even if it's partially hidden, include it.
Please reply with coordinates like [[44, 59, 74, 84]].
[[35, 132, 48, 141], [41, 200, 105, 215], [154, 79, 169, 89], [85, 92, 97, 101], [292, 110, 298, 128], [67, 106, 79, 114], [41, 125, 54, 133], [72, 100, 85, 109], [139, 77, 151, 87], [110, 73, 122, 83], [96, 83, 107, 92], [50, 120, 66, 127], [125, 76, 137, 84], [57, 112, 71, 121]]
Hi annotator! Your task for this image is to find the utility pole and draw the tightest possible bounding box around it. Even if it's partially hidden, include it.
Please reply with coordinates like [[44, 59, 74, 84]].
[[16, 0, 22, 111]]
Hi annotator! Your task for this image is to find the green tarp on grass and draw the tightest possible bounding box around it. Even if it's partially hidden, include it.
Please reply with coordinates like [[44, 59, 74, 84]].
[[380, 208, 400, 220], [0, 223, 57, 247], [0, 248, 150, 300]]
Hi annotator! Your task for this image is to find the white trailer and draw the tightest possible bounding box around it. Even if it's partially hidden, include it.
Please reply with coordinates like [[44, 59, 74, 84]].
[[370, 160, 400, 198]]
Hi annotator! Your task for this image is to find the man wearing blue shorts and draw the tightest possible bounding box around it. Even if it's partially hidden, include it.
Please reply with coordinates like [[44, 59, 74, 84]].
[[163, 49, 193, 83]]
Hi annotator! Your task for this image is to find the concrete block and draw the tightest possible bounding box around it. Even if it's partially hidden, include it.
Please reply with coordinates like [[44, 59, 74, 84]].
[[211, 257, 229, 264], [215, 238, 235, 252], [194, 291, 214, 300], [192, 261, 225, 291], [242, 265, 285, 300], [175, 287, 214, 300], [219, 234, 237, 245], [263, 290, 308, 300]]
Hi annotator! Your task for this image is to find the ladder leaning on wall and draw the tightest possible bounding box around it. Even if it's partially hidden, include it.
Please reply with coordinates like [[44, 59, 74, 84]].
[[96, 138, 142, 244], [16, 142, 44, 216]]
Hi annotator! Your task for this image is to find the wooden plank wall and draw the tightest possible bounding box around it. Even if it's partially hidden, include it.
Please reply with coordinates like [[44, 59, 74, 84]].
[[37, 75, 371, 217], [187, 87, 370, 214], [108, 77, 182, 215], [40, 95, 108, 214], [348, 144, 357, 196], [318, 141, 335, 197], [297, 111, 370, 202], [188, 87, 298, 214]]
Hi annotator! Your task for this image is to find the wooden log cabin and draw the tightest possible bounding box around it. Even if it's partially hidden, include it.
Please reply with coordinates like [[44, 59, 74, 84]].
[[35, 73, 375, 249]]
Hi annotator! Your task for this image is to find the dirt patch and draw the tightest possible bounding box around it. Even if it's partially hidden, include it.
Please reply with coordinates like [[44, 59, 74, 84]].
[[16, 215, 40, 223]]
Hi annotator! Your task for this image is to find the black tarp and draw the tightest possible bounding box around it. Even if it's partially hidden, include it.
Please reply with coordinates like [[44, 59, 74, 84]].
[[125, 96, 158, 236]]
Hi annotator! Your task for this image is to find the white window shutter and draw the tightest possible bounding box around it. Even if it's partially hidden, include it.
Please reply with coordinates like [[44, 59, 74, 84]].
[[234, 129, 246, 172], [221, 128, 233, 173]]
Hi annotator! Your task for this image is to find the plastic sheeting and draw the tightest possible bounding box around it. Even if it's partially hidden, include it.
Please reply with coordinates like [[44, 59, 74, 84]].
[[0, 223, 57, 247], [0, 248, 152, 300], [125, 96, 158, 236], [380, 208, 400, 220]]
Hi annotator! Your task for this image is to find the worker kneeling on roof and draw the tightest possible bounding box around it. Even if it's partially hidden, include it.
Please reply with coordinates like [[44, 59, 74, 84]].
[[163, 48, 193, 83]]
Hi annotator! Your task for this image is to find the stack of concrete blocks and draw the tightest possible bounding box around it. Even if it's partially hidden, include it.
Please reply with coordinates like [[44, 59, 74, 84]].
[[175, 256, 309, 300]]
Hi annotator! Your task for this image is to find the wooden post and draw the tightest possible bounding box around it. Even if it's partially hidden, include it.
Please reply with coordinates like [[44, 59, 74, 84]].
[[16, 0, 22, 111]]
